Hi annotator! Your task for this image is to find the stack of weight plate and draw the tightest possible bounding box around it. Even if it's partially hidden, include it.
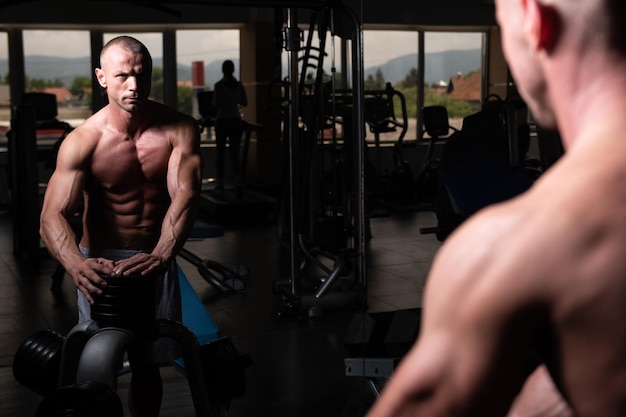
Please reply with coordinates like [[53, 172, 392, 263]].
[[90, 275, 157, 329]]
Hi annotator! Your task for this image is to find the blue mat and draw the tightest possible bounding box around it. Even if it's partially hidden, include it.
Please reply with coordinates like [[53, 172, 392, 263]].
[[175, 265, 220, 369]]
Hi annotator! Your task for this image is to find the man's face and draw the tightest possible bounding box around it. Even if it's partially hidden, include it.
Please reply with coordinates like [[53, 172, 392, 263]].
[[96, 46, 152, 113], [495, 0, 557, 128]]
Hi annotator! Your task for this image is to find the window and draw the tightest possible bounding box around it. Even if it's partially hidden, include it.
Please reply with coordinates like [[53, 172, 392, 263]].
[[363, 30, 418, 141], [23, 30, 92, 124], [0, 31, 8, 129], [424, 31, 484, 132], [175, 29, 240, 120], [363, 29, 486, 140]]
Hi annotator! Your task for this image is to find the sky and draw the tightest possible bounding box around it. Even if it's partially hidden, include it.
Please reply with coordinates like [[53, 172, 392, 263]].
[[0, 29, 483, 69], [10, 30, 241, 66]]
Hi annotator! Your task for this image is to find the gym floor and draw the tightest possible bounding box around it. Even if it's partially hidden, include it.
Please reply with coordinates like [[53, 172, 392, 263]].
[[0, 199, 441, 417]]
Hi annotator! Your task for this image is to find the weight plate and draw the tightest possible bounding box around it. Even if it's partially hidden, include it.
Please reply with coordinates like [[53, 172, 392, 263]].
[[35, 380, 122, 417]]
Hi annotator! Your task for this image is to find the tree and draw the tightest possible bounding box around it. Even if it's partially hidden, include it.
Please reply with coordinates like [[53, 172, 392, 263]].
[[397, 85, 418, 119], [177, 85, 193, 115], [373, 68, 386, 90], [25, 76, 65, 90], [365, 68, 385, 91], [364, 73, 377, 91], [150, 66, 164, 102], [70, 76, 91, 96], [423, 88, 474, 118], [398, 67, 418, 89], [26, 77, 47, 90]]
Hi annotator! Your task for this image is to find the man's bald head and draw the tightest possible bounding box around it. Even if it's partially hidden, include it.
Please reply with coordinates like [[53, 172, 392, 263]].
[[100, 36, 152, 71]]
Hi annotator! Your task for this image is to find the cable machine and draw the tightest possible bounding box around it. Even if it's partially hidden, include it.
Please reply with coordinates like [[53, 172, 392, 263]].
[[272, 2, 367, 317]]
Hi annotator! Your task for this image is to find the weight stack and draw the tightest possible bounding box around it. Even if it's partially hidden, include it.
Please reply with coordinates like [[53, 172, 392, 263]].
[[91, 275, 157, 329]]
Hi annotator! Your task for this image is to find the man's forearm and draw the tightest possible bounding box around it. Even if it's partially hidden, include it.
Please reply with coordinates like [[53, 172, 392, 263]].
[[40, 213, 83, 270], [151, 193, 199, 265]]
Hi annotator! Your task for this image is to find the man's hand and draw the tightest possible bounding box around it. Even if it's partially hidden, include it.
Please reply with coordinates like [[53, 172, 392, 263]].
[[112, 252, 168, 277], [70, 257, 116, 304]]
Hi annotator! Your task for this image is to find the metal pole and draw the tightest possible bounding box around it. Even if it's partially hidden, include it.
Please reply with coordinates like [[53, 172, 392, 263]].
[[286, 7, 301, 296], [346, 4, 366, 292]]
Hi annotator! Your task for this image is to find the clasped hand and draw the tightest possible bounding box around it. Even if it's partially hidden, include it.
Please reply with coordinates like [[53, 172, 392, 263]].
[[73, 253, 167, 304], [111, 252, 168, 277]]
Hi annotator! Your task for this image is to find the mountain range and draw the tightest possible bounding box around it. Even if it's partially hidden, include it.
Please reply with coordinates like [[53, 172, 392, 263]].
[[366, 49, 481, 86], [0, 48, 481, 90]]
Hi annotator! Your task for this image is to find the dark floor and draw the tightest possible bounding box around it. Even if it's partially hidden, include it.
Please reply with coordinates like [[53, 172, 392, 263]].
[[0, 192, 442, 417]]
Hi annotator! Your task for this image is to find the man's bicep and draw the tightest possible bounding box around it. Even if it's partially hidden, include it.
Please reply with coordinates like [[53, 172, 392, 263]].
[[402, 305, 531, 415], [419, 258, 537, 408], [42, 167, 85, 218], [42, 134, 89, 216], [168, 127, 202, 198]]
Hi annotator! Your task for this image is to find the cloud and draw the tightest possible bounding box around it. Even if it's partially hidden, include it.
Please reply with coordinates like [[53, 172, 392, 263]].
[[25, 30, 90, 57], [176, 29, 240, 64], [364, 31, 418, 67]]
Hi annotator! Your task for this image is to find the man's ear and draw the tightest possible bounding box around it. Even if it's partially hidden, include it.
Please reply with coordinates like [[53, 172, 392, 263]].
[[526, 0, 561, 52], [95, 68, 106, 88]]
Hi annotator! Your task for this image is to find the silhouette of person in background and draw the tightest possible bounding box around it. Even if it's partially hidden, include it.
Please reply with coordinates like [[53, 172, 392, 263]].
[[213, 59, 247, 192]]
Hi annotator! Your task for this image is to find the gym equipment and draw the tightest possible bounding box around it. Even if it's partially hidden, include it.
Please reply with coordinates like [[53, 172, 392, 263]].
[[199, 120, 277, 221], [344, 309, 421, 397], [420, 95, 535, 241], [14, 267, 252, 417], [8, 104, 40, 260], [194, 87, 270, 212], [365, 101, 454, 211], [187, 336, 251, 409], [364, 83, 408, 178], [176, 264, 251, 406], [197, 90, 217, 137], [90, 274, 158, 328], [272, 4, 367, 318], [363, 83, 410, 209], [7, 93, 74, 260], [179, 246, 249, 294], [177, 264, 221, 346], [35, 380, 122, 417], [13, 328, 66, 397], [181, 221, 249, 293], [6, 95, 74, 273], [414, 105, 459, 208]]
